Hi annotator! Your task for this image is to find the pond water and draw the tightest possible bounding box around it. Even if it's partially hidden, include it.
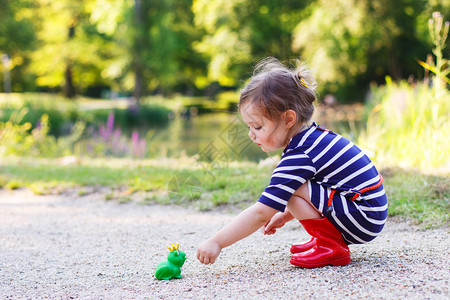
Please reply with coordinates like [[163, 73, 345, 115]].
[[146, 105, 363, 162], [147, 113, 270, 162]]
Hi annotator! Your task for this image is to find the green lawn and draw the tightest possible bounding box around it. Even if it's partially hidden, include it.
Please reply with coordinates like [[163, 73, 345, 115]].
[[0, 157, 448, 228], [0, 157, 270, 210]]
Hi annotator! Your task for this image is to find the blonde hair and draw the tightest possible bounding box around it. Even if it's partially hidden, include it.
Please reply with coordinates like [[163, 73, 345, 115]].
[[239, 57, 317, 125]]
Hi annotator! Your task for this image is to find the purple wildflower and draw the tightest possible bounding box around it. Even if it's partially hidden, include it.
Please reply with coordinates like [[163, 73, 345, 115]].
[[107, 112, 115, 134]]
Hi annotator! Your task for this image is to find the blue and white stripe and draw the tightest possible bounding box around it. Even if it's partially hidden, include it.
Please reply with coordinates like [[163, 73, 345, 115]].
[[258, 123, 388, 244]]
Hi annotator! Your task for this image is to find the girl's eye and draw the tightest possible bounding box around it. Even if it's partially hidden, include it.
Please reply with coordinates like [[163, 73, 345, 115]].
[[255, 126, 262, 131]]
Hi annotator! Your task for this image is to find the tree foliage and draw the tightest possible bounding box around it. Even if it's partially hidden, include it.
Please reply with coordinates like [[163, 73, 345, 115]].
[[28, 0, 113, 97], [0, 0, 36, 91], [292, 0, 448, 101], [0, 0, 448, 101], [192, 0, 309, 88], [87, 0, 200, 99]]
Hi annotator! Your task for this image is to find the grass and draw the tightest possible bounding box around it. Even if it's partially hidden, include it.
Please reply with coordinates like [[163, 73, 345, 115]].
[[0, 156, 270, 210], [356, 79, 449, 173], [0, 156, 448, 228], [381, 168, 449, 228]]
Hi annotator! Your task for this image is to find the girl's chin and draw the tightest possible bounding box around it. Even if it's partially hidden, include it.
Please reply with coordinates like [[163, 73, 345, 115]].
[[260, 145, 280, 152]]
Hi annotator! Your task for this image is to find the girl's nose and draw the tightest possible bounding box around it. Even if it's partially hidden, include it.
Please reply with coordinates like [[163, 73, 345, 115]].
[[248, 129, 255, 140]]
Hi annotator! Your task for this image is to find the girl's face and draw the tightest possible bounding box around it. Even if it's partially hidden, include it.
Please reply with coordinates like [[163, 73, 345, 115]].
[[240, 102, 294, 152]]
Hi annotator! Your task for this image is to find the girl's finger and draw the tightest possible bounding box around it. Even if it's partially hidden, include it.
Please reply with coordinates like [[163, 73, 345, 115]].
[[264, 222, 274, 233]]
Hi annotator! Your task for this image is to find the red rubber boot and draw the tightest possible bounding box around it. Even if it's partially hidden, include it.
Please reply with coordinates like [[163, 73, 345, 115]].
[[290, 218, 350, 268], [290, 237, 316, 254]]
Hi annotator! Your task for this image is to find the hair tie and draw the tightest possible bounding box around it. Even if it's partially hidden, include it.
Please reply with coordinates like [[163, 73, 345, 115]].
[[295, 72, 309, 89], [299, 77, 309, 89]]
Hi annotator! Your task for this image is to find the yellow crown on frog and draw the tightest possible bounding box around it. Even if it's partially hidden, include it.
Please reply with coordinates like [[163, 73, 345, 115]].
[[167, 243, 180, 252]]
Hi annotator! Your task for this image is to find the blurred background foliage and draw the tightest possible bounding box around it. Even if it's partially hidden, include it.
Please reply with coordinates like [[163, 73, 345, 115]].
[[0, 0, 448, 101], [0, 0, 449, 172], [0, 1, 448, 225]]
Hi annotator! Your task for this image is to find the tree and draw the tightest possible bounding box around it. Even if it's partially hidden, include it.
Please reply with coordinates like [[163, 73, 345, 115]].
[[292, 0, 449, 102], [192, 0, 310, 90], [0, 0, 36, 92], [30, 0, 114, 98], [245, 0, 311, 61], [90, 0, 199, 101], [192, 0, 252, 88]]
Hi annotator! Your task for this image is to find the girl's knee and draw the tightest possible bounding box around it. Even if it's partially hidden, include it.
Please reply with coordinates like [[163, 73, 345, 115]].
[[293, 182, 310, 202], [287, 194, 321, 220]]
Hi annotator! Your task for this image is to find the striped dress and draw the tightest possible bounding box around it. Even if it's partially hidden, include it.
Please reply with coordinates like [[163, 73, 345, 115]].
[[259, 123, 388, 244]]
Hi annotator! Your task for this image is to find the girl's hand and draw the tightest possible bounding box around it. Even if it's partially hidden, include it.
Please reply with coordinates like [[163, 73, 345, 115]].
[[197, 239, 223, 265], [262, 213, 287, 235]]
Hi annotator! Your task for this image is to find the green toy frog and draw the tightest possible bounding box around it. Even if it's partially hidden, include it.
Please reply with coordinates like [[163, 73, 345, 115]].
[[155, 243, 187, 280]]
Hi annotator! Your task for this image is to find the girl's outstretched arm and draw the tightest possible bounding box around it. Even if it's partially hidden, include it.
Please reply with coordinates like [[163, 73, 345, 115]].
[[197, 202, 277, 264]]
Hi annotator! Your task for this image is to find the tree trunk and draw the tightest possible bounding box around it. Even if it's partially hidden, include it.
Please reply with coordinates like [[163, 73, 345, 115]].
[[64, 23, 76, 98], [133, 0, 144, 104], [64, 65, 76, 98]]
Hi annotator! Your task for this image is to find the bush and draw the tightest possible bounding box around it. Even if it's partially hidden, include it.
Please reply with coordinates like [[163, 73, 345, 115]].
[[0, 103, 171, 135], [0, 106, 68, 136], [120, 104, 171, 128], [358, 78, 449, 172], [0, 108, 85, 157], [358, 12, 450, 173], [0, 111, 57, 156]]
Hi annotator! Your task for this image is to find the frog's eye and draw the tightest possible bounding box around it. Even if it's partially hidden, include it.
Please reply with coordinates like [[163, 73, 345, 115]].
[[176, 250, 179, 255]]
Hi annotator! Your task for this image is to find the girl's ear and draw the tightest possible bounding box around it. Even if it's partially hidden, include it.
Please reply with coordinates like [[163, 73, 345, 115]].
[[284, 110, 297, 129]]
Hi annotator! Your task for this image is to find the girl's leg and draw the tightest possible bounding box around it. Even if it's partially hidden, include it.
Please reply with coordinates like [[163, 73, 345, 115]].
[[287, 182, 322, 220], [287, 182, 321, 254], [287, 182, 350, 267]]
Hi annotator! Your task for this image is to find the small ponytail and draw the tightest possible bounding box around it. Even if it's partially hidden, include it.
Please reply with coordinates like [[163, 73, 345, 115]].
[[292, 60, 317, 92]]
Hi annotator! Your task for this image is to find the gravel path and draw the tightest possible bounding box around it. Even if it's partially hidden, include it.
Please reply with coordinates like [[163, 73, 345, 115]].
[[1, 189, 449, 299]]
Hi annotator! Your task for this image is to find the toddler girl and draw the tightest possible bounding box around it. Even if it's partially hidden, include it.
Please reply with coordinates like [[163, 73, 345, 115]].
[[197, 57, 387, 268]]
